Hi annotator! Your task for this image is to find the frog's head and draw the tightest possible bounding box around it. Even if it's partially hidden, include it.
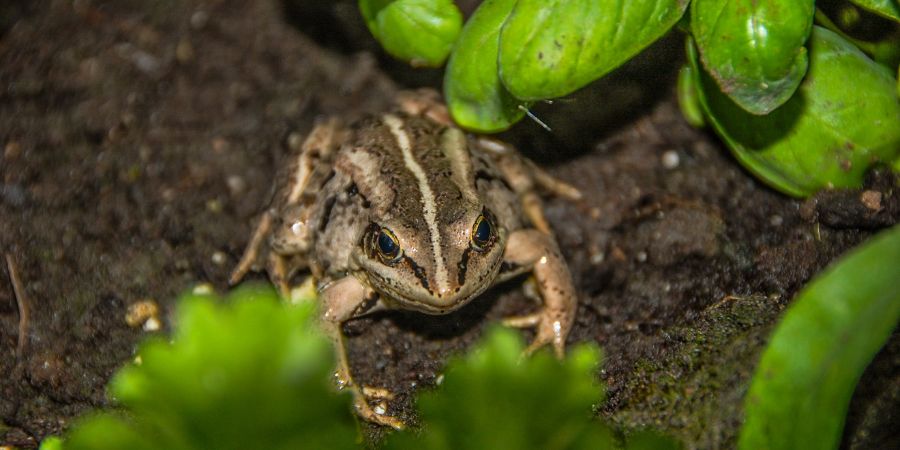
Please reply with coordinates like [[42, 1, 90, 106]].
[[353, 205, 507, 315]]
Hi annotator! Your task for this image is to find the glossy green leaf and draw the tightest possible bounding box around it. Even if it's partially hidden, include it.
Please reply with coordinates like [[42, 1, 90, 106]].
[[498, 0, 689, 100], [739, 225, 900, 450], [692, 0, 814, 115], [359, 0, 462, 67], [677, 64, 705, 128], [55, 285, 358, 450], [848, 0, 900, 22], [690, 27, 900, 197], [444, 0, 526, 131]]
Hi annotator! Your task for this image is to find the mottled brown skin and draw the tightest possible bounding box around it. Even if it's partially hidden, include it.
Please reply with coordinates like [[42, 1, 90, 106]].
[[231, 91, 580, 428]]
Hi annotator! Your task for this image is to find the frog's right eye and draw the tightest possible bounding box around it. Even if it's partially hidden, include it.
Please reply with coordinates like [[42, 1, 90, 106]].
[[374, 227, 402, 263]]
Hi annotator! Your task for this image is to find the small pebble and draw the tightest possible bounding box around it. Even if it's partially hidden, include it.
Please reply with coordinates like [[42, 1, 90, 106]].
[[661, 150, 680, 169], [126, 300, 161, 329], [211, 251, 227, 265], [192, 283, 215, 295], [176, 38, 194, 63], [635, 251, 647, 263], [860, 190, 882, 211], [226, 175, 246, 196], [4, 141, 22, 159], [769, 214, 783, 226], [190, 10, 209, 29]]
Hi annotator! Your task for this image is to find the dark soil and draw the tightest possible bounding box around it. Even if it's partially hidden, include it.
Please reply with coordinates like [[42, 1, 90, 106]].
[[1, 1, 897, 449]]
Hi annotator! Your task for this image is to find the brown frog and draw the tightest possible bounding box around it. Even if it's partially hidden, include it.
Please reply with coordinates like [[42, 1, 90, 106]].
[[231, 90, 580, 428]]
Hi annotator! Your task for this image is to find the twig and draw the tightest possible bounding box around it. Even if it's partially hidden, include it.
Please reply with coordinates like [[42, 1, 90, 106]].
[[5, 253, 30, 360]]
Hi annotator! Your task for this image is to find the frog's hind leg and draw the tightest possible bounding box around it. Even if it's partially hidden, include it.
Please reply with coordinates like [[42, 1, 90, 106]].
[[476, 137, 580, 235]]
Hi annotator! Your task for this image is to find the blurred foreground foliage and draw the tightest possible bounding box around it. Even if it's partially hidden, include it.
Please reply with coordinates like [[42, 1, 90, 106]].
[[40, 285, 678, 450]]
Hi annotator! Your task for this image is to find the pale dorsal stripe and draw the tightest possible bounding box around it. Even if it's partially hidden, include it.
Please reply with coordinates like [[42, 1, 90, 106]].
[[288, 120, 337, 203], [440, 127, 478, 204], [383, 114, 451, 295]]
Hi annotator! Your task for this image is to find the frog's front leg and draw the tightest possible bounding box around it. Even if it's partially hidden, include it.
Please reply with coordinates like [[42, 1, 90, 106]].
[[500, 229, 577, 358], [319, 276, 405, 430]]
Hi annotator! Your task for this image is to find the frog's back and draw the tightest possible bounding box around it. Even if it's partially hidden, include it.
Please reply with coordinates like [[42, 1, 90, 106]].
[[308, 112, 524, 279]]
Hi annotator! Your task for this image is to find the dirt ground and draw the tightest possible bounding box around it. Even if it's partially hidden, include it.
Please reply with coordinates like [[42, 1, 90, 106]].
[[1, 1, 897, 448]]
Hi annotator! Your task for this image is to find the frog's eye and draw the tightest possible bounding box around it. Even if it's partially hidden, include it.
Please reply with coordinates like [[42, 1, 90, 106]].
[[471, 214, 493, 250], [375, 227, 402, 262]]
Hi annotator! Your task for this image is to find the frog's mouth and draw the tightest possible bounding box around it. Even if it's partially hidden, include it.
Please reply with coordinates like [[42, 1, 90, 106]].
[[378, 281, 491, 315]]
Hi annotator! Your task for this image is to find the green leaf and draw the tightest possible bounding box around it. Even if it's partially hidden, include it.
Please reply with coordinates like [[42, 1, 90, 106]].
[[57, 285, 358, 450], [689, 27, 900, 197], [498, 0, 689, 100], [738, 225, 900, 450], [677, 64, 705, 128], [359, 0, 463, 67], [385, 328, 679, 450], [848, 0, 900, 22], [444, 0, 526, 132], [691, 0, 814, 114]]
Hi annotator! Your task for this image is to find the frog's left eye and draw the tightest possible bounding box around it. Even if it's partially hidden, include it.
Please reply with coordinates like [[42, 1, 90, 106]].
[[374, 227, 402, 263], [471, 214, 493, 250]]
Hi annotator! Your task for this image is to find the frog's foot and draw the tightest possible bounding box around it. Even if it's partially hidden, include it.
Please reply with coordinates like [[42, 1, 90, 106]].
[[503, 309, 567, 359], [396, 88, 451, 126], [526, 160, 582, 201], [347, 384, 405, 430]]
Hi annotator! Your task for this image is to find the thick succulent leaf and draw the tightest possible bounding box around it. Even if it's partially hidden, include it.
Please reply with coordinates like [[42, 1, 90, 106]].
[[498, 0, 688, 100], [849, 0, 900, 22], [739, 225, 900, 450], [359, 0, 462, 67], [689, 27, 900, 197], [444, 0, 526, 131], [692, 0, 814, 114]]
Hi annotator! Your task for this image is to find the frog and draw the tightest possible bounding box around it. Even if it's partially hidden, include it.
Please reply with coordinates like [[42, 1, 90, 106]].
[[230, 89, 581, 429]]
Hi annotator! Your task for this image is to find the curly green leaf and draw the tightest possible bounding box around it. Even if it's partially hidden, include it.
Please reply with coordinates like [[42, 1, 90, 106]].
[[691, 0, 814, 115]]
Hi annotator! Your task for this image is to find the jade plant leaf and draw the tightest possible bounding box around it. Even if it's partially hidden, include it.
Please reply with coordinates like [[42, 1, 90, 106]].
[[691, 0, 815, 114], [498, 0, 688, 100], [444, 0, 526, 132], [739, 225, 900, 450], [52, 285, 358, 450], [848, 0, 900, 22], [359, 0, 463, 67], [689, 27, 900, 197]]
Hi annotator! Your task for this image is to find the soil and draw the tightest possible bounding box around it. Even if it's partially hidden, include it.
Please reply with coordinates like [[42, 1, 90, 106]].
[[1, 1, 897, 449]]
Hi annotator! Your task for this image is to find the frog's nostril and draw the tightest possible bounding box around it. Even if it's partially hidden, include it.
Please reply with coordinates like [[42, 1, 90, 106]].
[[437, 285, 453, 299]]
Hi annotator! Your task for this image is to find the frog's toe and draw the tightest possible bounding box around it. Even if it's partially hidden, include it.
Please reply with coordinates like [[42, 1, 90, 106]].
[[502, 312, 541, 328], [354, 395, 406, 430], [504, 311, 567, 359]]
